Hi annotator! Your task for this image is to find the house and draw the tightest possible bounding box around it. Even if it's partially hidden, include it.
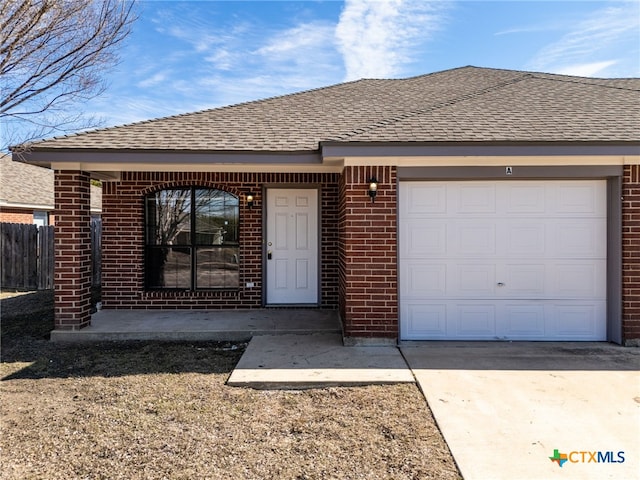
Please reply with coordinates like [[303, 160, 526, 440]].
[[0, 153, 102, 225], [13, 66, 640, 345]]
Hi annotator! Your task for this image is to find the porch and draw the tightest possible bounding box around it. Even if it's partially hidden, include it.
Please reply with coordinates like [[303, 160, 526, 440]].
[[50, 309, 341, 342]]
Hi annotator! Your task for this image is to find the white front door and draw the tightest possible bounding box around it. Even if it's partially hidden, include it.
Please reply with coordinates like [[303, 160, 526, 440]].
[[266, 188, 319, 305], [399, 180, 607, 341]]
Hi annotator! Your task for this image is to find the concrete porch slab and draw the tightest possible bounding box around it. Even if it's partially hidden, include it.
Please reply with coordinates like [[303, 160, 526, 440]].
[[227, 333, 415, 389], [50, 309, 341, 342]]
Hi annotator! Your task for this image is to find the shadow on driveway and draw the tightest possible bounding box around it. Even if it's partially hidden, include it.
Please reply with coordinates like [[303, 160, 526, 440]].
[[400, 341, 640, 371]]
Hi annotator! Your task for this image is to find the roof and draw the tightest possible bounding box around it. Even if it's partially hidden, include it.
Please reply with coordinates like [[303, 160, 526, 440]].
[[17, 66, 640, 153], [0, 154, 102, 211]]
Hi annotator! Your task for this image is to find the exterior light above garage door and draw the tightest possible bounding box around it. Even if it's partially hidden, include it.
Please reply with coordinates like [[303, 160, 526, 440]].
[[368, 177, 378, 203]]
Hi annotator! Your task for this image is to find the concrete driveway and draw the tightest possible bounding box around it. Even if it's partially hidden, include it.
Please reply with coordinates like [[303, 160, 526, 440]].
[[400, 342, 640, 480]]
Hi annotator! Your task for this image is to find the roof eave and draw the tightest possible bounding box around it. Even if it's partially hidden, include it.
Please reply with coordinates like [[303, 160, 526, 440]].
[[320, 140, 640, 159], [15, 148, 323, 169]]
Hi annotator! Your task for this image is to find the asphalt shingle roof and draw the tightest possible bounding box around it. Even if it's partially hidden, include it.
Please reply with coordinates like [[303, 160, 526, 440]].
[[0, 154, 54, 206], [0, 154, 102, 210], [22, 66, 640, 152], [335, 75, 640, 143]]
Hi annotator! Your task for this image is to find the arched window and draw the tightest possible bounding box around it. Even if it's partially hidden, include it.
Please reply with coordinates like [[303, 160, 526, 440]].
[[145, 187, 239, 289]]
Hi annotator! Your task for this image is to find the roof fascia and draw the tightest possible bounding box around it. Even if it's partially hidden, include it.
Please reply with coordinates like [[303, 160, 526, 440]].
[[0, 200, 53, 211], [321, 142, 640, 160], [17, 150, 322, 169]]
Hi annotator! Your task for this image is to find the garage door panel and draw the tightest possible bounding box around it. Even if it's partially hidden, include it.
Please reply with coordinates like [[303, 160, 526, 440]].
[[455, 222, 496, 255], [553, 220, 606, 257], [556, 183, 606, 215], [506, 221, 546, 256], [402, 303, 448, 339], [400, 180, 607, 341], [401, 220, 447, 256], [503, 304, 546, 337], [502, 262, 606, 299], [455, 304, 497, 338], [502, 264, 546, 296], [552, 303, 606, 338], [456, 184, 496, 213], [505, 184, 547, 213], [456, 264, 496, 296], [404, 183, 447, 214], [403, 263, 446, 296], [552, 261, 606, 298]]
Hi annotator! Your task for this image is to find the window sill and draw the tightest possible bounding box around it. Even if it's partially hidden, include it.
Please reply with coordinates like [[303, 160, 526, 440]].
[[143, 289, 241, 298]]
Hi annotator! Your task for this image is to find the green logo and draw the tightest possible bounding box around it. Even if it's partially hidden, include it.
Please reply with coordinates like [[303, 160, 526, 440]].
[[550, 449, 568, 467]]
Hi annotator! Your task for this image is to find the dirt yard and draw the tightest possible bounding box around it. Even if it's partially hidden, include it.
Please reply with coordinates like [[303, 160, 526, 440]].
[[0, 290, 461, 479]]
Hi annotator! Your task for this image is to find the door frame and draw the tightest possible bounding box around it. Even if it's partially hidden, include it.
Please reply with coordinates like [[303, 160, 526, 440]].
[[262, 184, 322, 306]]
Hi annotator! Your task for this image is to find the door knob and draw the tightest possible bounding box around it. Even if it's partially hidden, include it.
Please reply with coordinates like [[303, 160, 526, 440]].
[[267, 250, 272, 260]]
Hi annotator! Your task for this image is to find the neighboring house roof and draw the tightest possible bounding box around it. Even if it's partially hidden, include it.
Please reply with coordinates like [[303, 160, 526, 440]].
[[17, 66, 640, 154], [0, 153, 54, 209], [0, 154, 102, 212]]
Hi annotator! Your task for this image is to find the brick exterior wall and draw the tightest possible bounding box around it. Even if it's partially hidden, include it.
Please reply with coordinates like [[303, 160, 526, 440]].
[[56, 165, 637, 343], [622, 164, 640, 345], [101, 172, 340, 310], [0, 209, 54, 224], [54, 171, 92, 330], [0, 208, 35, 224], [339, 166, 397, 342]]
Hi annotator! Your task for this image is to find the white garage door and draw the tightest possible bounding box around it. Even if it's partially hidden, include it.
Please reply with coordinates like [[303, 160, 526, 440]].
[[399, 180, 607, 341]]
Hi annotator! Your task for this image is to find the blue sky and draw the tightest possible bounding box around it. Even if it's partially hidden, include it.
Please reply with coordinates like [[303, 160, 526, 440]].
[[39, 0, 640, 132]]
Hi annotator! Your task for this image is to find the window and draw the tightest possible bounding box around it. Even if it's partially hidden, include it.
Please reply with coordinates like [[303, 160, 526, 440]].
[[33, 211, 48, 227], [145, 188, 239, 289]]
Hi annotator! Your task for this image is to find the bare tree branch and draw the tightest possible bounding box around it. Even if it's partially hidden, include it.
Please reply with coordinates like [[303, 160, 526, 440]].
[[0, 0, 137, 150]]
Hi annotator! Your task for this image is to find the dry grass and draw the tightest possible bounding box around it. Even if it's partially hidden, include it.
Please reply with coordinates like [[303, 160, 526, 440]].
[[1, 290, 461, 480]]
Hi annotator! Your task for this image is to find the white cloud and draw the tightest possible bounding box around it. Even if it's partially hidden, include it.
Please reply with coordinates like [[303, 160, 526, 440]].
[[494, 23, 563, 37], [137, 72, 169, 88], [335, 0, 449, 80], [168, 20, 342, 105], [151, 10, 340, 94], [165, 25, 228, 54], [252, 21, 341, 87], [87, 97, 183, 127], [256, 21, 335, 58], [195, 74, 296, 105], [553, 60, 619, 77], [527, 4, 639, 76], [204, 49, 234, 71]]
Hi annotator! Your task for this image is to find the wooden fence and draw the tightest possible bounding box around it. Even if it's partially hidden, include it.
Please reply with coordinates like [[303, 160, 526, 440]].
[[0, 220, 101, 290]]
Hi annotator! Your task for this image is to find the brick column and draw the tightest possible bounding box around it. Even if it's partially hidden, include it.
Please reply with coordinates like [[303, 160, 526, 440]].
[[54, 171, 92, 330], [339, 165, 397, 345], [622, 164, 640, 346]]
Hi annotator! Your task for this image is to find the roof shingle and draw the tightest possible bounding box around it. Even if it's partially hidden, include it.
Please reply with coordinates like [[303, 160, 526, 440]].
[[21, 66, 640, 152], [0, 154, 102, 210]]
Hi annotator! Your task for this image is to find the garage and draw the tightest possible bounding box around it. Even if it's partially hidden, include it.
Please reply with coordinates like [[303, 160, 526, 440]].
[[399, 180, 607, 341]]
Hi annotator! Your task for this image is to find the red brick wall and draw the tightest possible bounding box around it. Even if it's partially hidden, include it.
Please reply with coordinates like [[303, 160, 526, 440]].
[[101, 172, 339, 309], [54, 171, 92, 329], [339, 166, 397, 340], [0, 208, 34, 224], [622, 164, 640, 344]]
